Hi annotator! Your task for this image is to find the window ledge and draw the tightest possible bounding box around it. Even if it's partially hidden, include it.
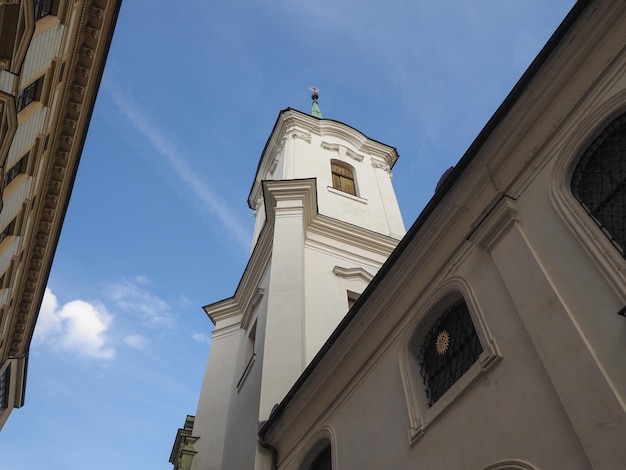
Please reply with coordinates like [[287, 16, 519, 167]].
[[326, 186, 368, 204], [236, 353, 256, 391], [17, 101, 44, 125], [34, 15, 61, 35], [408, 349, 501, 446]]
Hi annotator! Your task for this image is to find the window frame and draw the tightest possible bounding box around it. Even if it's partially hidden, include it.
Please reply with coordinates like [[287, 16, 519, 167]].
[[299, 436, 334, 470], [16, 76, 44, 112], [550, 105, 626, 302], [570, 111, 626, 258], [3, 153, 29, 189], [399, 281, 500, 445], [34, 0, 53, 21], [330, 160, 357, 197], [417, 298, 484, 407]]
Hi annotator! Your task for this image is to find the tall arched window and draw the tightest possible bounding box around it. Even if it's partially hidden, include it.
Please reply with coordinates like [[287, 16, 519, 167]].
[[331, 161, 356, 196], [309, 443, 331, 470], [571, 112, 626, 257]]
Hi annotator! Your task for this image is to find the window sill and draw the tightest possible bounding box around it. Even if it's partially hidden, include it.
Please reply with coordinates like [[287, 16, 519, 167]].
[[407, 348, 501, 445], [34, 15, 61, 35], [236, 353, 256, 391], [327, 186, 368, 204], [17, 101, 44, 126]]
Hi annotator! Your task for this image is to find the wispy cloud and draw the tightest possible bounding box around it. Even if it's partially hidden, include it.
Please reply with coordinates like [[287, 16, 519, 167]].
[[191, 332, 211, 345], [34, 288, 115, 360], [108, 277, 176, 329], [103, 77, 251, 249], [123, 334, 148, 350]]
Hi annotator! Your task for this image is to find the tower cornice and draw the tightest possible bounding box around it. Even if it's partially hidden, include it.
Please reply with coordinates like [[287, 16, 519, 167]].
[[248, 108, 399, 210]]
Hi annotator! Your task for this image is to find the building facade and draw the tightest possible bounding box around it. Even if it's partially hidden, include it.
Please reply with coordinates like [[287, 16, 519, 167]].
[[0, 0, 121, 429], [179, 0, 626, 468], [173, 105, 406, 470]]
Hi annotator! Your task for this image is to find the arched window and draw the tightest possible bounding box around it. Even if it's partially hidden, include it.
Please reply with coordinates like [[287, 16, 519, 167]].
[[331, 161, 356, 196], [308, 444, 331, 470], [417, 298, 483, 406], [571, 112, 626, 257]]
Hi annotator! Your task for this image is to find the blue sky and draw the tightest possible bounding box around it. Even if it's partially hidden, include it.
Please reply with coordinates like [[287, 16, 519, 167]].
[[0, 1, 576, 468]]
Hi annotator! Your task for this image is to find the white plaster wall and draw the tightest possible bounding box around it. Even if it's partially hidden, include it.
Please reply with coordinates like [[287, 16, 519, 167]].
[[298, 133, 403, 237], [267, 123, 404, 239], [220, 269, 271, 470], [191, 325, 241, 470], [516, 158, 626, 408], [303, 244, 379, 362], [277, 248, 592, 469]]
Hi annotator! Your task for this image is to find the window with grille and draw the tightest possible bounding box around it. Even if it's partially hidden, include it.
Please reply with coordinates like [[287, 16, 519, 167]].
[[0, 218, 16, 244], [309, 444, 331, 470], [35, 0, 53, 20], [3, 154, 27, 188], [571, 112, 626, 257], [17, 77, 43, 112], [418, 299, 482, 407], [0, 366, 9, 411], [331, 161, 356, 196]]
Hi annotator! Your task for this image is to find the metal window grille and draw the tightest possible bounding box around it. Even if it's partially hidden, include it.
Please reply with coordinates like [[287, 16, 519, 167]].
[[0, 219, 15, 244], [331, 163, 356, 196], [34, 0, 53, 20], [571, 113, 626, 257], [3, 156, 25, 188], [0, 366, 9, 411], [17, 80, 39, 111], [419, 299, 483, 407], [309, 444, 331, 470]]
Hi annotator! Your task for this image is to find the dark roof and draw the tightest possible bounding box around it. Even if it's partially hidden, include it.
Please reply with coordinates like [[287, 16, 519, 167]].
[[258, 0, 591, 441]]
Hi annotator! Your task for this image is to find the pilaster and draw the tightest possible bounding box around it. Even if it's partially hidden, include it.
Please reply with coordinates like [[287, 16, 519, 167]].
[[259, 179, 316, 419], [468, 195, 626, 468]]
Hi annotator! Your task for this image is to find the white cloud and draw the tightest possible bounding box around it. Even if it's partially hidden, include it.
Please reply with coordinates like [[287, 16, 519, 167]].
[[191, 332, 211, 345], [104, 78, 251, 250], [108, 278, 176, 328], [124, 334, 148, 350], [34, 288, 115, 360]]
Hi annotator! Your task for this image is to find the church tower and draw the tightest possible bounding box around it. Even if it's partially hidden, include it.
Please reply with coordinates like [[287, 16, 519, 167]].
[[186, 93, 405, 470]]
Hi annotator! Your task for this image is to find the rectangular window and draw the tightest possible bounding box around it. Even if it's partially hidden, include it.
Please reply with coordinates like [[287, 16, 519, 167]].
[[17, 77, 43, 112], [3, 154, 27, 188], [0, 218, 16, 244], [34, 0, 53, 20], [331, 162, 356, 196], [0, 366, 10, 411]]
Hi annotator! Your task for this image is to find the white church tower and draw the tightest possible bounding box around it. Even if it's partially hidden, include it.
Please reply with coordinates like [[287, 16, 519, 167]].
[[184, 92, 405, 470]]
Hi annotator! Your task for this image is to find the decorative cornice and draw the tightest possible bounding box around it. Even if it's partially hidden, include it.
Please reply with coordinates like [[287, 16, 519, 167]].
[[248, 108, 399, 209], [321, 141, 365, 163], [371, 160, 390, 172], [291, 130, 311, 143], [332, 266, 374, 284]]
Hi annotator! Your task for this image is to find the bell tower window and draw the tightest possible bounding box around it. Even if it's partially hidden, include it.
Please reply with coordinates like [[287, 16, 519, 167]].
[[331, 161, 356, 196]]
